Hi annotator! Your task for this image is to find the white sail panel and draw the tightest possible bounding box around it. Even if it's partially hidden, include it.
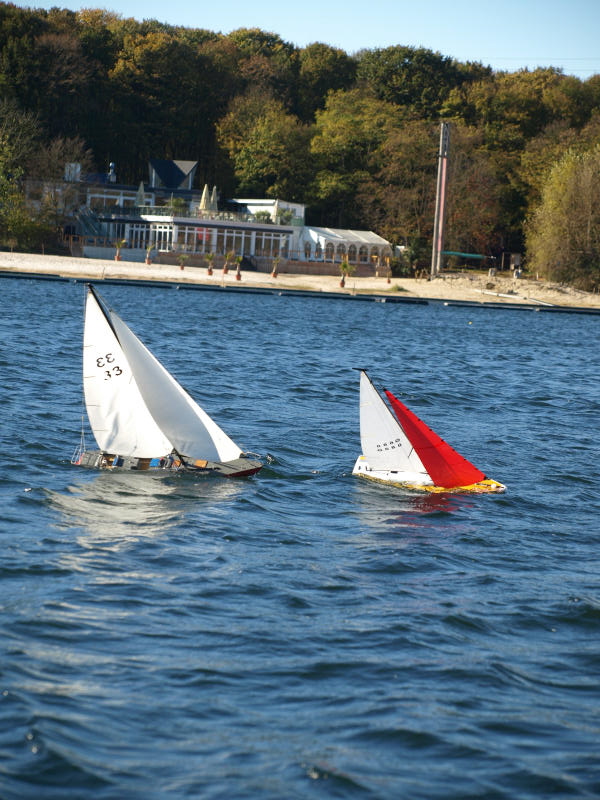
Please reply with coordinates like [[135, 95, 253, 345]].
[[359, 371, 428, 476], [108, 312, 242, 464], [83, 292, 173, 457]]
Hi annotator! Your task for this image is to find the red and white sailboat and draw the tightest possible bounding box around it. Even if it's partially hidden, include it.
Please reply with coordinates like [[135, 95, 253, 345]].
[[353, 370, 505, 493]]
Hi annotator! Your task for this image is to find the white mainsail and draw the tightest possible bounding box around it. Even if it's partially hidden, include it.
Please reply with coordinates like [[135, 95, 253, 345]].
[[83, 288, 242, 464], [83, 290, 173, 457], [108, 310, 241, 464], [358, 370, 428, 477]]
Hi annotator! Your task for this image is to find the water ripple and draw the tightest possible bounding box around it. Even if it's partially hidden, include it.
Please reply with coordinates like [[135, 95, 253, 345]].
[[1, 279, 599, 798]]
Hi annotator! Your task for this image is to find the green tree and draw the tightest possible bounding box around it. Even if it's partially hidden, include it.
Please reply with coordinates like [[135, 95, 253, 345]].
[[0, 170, 53, 251], [356, 45, 478, 117], [296, 42, 356, 121], [217, 88, 281, 158], [310, 89, 401, 226], [229, 108, 313, 200], [109, 31, 210, 181], [526, 145, 600, 289], [444, 68, 595, 153], [13, 29, 95, 140], [0, 99, 40, 174]]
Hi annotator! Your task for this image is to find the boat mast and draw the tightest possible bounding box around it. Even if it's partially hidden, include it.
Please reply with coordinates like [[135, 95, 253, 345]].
[[430, 122, 450, 278]]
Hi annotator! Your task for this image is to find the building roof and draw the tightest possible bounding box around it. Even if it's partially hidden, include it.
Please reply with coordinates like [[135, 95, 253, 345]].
[[304, 227, 390, 246], [148, 160, 198, 189]]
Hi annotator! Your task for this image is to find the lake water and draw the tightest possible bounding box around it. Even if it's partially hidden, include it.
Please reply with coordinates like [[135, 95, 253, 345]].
[[1, 276, 599, 799]]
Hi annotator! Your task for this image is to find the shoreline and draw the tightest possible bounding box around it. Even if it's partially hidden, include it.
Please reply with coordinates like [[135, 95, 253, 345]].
[[1, 252, 599, 313]]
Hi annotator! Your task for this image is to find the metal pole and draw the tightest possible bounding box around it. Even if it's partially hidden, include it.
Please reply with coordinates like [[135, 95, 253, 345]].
[[430, 122, 450, 277]]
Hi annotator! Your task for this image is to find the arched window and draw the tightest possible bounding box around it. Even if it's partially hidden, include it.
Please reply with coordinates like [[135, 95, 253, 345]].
[[359, 245, 368, 263], [325, 242, 334, 261], [304, 242, 312, 260], [348, 245, 357, 263], [336, 244, 346, 261]]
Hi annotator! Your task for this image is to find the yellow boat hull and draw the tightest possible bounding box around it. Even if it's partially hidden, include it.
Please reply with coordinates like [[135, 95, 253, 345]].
[[355, 470, 505, 494]]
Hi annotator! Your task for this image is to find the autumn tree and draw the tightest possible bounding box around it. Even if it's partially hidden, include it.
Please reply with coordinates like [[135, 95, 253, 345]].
[[357, 121, 502, 265], [355, 119, 438, 255], [1, 3, 598, 262], [309, 89, 402, 226], [226, 28, 298, 108], [443, 125, 502, 259], [517, 112, 600, 215], [27, 136, 95, 232], [526, 144, 600, 289]]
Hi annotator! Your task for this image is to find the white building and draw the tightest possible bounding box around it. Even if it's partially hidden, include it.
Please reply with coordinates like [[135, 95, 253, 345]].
[[69, 161, 393, 268]]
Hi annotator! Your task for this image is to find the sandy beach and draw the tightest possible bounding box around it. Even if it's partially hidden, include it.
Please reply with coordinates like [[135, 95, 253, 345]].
[[1, 251, 599, 309]]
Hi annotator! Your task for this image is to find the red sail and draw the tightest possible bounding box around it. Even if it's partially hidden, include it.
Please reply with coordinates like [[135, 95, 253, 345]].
[[385, 390, 487, 488]]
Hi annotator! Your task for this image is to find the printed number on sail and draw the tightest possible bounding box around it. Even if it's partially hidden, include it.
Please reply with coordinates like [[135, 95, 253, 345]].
[[96, 353, 123, 379], [376, 437, 402, 452]]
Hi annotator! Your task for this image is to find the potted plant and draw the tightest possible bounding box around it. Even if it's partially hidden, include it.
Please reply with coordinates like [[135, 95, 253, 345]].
[[223, 250, 235, 275], [114, 239, 127, 261], [177, 254, 189, 271], [339, 259, 355, 288], [235, 255, 242, 281], [271, 256, 280, 278], [206, 252, 214, 275], [145, 243, 153, 265]]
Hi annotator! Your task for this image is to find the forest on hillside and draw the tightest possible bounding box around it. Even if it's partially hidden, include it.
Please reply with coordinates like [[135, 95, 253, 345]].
[[1, 3, 600, 287]]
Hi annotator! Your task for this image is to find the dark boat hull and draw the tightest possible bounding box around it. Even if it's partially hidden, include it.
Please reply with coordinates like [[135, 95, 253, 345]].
[[74, 450, 262, 477]]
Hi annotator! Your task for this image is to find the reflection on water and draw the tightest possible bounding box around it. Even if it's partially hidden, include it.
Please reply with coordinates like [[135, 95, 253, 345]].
[[46, 470, 243, 544], [353, 478, 476, 535]]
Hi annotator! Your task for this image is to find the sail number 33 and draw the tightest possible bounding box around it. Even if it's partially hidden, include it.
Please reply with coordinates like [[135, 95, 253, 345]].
[[96, 353, 123, 380]]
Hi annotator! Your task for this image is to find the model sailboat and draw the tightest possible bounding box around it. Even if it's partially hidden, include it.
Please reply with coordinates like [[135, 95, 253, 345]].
[[353, 370, 505, 493], [72, 285, 262, 477]]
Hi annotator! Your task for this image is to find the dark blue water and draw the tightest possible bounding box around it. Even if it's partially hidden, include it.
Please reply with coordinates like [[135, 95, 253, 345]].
[[1, 276, 599, 799]]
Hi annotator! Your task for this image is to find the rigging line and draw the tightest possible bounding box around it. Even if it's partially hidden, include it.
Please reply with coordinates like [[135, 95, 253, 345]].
[[172, 448, 191, 470]]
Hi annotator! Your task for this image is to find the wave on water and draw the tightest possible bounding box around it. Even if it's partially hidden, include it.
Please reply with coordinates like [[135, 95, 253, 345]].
[[1, 279, 600, 798]]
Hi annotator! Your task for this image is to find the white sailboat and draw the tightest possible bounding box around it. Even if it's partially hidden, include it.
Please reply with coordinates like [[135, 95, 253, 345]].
[[72, 285, 262, 477], [353, 370, 505, 493]]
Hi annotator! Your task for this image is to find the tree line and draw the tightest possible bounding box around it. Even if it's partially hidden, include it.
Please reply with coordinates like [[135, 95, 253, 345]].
[[1, 3, 600, 287]]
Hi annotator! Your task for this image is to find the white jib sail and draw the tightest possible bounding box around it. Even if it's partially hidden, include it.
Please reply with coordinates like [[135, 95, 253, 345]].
[[108, 310, 242, 464], [359, 371, 429, 477], [83, 291, 173, 457]]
